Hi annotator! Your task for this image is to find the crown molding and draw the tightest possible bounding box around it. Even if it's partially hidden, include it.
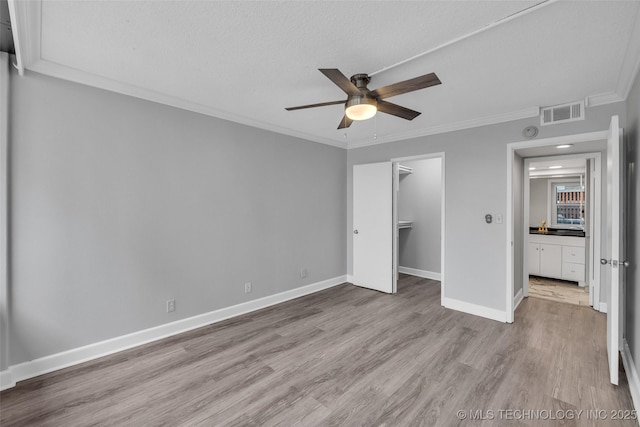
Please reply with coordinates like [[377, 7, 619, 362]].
[[11, 1, 346, 149], [27, 60, 348, 149], [588, 5, 640, 106], [10, 0, 639, 151], [586, 91, 625, 108], [6, 0, 41, 75], [619, 4, 640, 101], [346, 106, 540, 150]]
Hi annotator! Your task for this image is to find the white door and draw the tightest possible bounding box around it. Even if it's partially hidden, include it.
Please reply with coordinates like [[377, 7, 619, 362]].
[[353, 162, 393, 293], [604, 115, 625, 385]]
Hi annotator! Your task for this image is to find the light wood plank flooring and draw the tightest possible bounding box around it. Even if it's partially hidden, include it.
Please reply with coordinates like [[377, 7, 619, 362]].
[[529, 275, 590, 307], [1, 274, 636, 426]]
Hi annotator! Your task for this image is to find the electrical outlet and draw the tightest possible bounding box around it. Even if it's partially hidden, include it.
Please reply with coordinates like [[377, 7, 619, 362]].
[[244, 282, 252, 293], [166, 299, 175, 313], [300, 268, 307, 278]]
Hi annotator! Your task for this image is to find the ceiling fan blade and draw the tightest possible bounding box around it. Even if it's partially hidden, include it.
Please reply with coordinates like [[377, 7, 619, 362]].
[[376, 100, 421, 120], [337, 115, 353, 129], [319, 69, 362, 97], [285, 100, 346, 111], [370, 72, 441, 99]]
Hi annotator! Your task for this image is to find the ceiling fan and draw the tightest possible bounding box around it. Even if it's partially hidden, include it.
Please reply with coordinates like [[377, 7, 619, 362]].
[[286, 69, 441, 129]]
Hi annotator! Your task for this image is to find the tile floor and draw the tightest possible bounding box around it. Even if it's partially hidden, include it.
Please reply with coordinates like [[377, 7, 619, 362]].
[[529, 275, 590, 306]]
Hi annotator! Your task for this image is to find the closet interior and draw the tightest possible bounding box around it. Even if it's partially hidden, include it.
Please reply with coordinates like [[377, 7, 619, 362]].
[[393, 157, 442, 285]]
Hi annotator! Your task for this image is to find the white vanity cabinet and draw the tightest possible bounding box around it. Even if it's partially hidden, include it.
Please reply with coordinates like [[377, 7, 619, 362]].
[[528, 234, 585, 285], [528, 243, 561, 277], [540, 243, 563, 278], [562, 245, 586, 282], [528, 242, 541, 275]]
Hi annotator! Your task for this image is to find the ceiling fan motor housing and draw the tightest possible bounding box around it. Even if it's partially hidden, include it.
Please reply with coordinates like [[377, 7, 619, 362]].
[[345, 73, 377, 120], [345, 93, 377, 120], [345, 94, 376, 109], [350, 73, 371, 91]]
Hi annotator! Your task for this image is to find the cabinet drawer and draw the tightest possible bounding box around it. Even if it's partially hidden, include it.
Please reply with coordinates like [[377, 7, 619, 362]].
[[562, 246, 585, 264], [562, 262, 585, 282]]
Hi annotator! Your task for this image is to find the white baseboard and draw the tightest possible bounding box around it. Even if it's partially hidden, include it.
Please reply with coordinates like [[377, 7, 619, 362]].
[[0, 275, 347, 391], [600, 302, 608, 313], [0, 369, 13, 390], [398, 266, 441, 281], [621, 339, 640, 414], [514, 288, 524, 310], [442, 297, 507, 323], [346, 274, 354, 284]]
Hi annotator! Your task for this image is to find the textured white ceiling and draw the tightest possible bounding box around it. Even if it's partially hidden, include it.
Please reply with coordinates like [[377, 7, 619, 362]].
[[13, 1, 640, 148]]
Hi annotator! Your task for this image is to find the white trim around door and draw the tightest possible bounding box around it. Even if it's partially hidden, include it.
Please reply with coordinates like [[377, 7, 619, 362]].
[[506, 130, 609, 323]]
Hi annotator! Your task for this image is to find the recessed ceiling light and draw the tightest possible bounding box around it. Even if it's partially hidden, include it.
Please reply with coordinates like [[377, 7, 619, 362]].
[[529, 167, 536, 170], [556, 144, 573, 149], [548, 165, 563, 169]]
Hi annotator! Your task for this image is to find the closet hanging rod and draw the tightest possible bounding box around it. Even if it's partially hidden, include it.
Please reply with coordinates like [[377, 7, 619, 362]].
[[398, 165, 413, 175]]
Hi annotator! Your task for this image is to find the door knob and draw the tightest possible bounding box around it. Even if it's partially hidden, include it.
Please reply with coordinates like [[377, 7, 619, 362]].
[[601, 259, 630, 267], [353, 229, 359, 234]]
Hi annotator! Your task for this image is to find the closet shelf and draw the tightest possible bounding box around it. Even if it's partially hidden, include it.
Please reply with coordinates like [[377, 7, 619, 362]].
[[398, 220, 413, 229], [398, 165, 413, 175]]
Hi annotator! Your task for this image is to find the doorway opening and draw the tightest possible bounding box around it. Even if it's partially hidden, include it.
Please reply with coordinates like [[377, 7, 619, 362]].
[[524, 153, 601, 308], [506, 130, 609, 323], [392, 155, 444, 298], [351, 153, 445, 302], [509, 116, 623, 386]]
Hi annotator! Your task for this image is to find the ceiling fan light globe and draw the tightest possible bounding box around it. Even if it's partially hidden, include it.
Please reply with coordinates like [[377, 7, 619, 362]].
[[345, 97, 377, 121]]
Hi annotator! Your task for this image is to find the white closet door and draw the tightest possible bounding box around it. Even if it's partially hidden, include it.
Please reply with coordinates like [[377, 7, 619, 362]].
[[353, 162, 393, 293]]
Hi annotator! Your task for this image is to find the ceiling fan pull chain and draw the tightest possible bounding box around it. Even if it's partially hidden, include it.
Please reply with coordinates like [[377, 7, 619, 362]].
[[374, 113, 378, 140]]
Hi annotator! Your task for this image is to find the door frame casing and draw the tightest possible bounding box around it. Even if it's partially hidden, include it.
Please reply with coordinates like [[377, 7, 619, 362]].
[[391, 152, 446, 304], [506, 130, 609, 323]]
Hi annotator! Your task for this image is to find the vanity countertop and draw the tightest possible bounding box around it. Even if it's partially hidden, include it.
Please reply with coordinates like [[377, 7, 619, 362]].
[[529, 227, 585, 238]]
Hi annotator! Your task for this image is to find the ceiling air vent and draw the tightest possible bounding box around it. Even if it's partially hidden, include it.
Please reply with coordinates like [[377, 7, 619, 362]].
[[540, 101, 585, 126]]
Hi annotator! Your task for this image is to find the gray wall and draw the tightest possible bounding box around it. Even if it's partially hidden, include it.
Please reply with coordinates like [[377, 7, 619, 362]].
[[5, 62, 635, 374], [529, 178, 548, 227], [398, 158, 442, 273], [7, 70, 346, 365], [347, 102, 626, 311], [625, 67, 640, 387]]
